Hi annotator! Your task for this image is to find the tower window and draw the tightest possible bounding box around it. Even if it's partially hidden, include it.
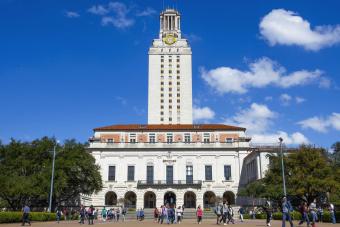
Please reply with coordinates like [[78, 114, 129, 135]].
[[161, 93, 164, 97], [161, 64, 164, 68], [177, 70, 180, 74], [161, 70, 164, 73], [161, 59, 164, 62], [161, 105, 164, 109], [169, 105, 172, 109], [169, 117, 172, 122], [160, 111, 164, 115], [177, 64, 180, 68], [161, 88, 164, 91], [161, 82, 164, 85], [177, 59, 180, 63], [161, 99, 164, 103], [169, 59, 172, 63], [169, 88, 172, 91], [177, 76, 180, 79], [160, 117, 164, 121], [177, 105, 180, 109], [169, 100, 172, 103], [169, 94, 172, 97], [177, 93, 180, 97], [177, 99, 180, 103], [169, 70, 172, 74], [169, 82, 172, 85]]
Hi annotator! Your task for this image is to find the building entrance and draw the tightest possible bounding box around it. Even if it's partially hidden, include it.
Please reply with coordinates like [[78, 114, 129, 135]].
[[164, 191, 176, 207]]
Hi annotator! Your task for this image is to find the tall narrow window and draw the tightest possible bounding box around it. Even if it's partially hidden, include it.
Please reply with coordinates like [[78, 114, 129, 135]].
[[166, 166, 173, 184], [224, 165, 231, 181], [149, 133, 156, 143], [186, 165, 193, 184], [147, 166, 154, 184], [203, 133, 210, 143], [167, 134, 173, 143], [127, 166, 135, 181], [129, 134, 136, 143], [184, 133, 190, 143], [205, 165, 212, 181], [108, 166, 115, 181]]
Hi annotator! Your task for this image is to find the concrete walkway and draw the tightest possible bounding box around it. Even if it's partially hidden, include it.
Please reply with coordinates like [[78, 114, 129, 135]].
[[2, 219, 338, 227]]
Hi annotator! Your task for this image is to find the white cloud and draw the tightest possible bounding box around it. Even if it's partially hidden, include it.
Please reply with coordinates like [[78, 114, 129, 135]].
[[280, 93, 292, 106], [65, 11, 80, 18], [295, 96, 306, 104], [251, 131, 309, 145], [136, 7, 157, 17], [225, 103, 309, 145], [88, 5, 109, 15], [201, 57, 324, 94], [88, 2, 134, 29], [265, 96, 273, 101], [193, 106, 215, 121], [183, 33, 202, 42], [260, 9, 340, 51], [298, 113, 340, 133]]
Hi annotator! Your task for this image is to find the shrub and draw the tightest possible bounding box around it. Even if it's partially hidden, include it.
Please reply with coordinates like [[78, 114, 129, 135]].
[[243, 214, 250, 219], [0, 212, 57, 223], [255, 213, 266, 219]]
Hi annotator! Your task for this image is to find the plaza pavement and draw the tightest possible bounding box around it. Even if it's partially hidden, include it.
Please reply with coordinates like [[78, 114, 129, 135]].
[[1, 219, 338, 227]]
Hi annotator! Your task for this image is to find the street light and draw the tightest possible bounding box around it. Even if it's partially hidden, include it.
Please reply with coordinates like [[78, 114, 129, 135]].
[[48, 141, 58, 212], [279, 137, 287, 197]]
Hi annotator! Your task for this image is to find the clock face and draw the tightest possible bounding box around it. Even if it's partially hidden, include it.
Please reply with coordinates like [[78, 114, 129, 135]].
[[163, 34, 177, 45]]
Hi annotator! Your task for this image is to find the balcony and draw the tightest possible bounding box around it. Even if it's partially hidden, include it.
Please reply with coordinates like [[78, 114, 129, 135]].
[[88, 140, 250, 150], [137, 180, 202, 189]]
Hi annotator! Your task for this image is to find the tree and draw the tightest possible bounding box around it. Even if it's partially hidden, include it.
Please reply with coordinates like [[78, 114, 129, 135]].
[[0, 137, 102, 210], [330, 141, 340, 166], [241, 145, 340, 204]]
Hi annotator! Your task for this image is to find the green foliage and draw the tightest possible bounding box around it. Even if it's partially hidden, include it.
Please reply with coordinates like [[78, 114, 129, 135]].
[[0, 212, 56, 223], [0, 137, 103, 210], [242, 211, 339, 223], [241, 145, 340, 204]]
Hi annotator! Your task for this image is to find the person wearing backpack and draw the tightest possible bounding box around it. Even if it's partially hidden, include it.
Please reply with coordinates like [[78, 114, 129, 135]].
[[56, 208, 62, 224], [329, 203, 336, 224], [214, 203, 222, 224], [87, 205, 94, 225], [281, 197, 294, 227], [263, 200, 273, 226], [238, 206, 245, 222], [298, 201, 310, 227]]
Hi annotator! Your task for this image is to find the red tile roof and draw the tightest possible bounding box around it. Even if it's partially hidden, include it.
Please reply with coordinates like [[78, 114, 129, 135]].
[[94, 124, 246, 132]]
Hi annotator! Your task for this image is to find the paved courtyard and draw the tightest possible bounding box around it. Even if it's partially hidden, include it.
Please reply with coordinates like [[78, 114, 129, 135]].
[[2, 219, 338, 227]]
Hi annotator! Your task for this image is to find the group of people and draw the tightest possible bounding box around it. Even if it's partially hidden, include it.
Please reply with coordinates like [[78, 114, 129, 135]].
[[255, 197, 337, 227], [214, 202, 235, 225], [297, 199, 337, 227], [101, 206, 127, 222], [152, 204, 185, 224]]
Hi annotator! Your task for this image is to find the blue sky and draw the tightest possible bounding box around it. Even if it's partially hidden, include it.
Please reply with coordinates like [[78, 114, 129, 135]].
[[0, 0, 339, 148]]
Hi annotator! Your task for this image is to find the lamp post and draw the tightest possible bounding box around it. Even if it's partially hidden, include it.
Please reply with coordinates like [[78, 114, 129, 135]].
[[48, 142, 57, 212], [279, 137, 287, 197]]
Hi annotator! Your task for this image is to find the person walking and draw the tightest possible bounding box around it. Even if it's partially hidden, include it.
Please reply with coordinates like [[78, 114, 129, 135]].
[[222, 202, 229, 225], [329, 203, 336, 224], [238, 206, 245, 222], [87, 205, 94, 225], [56, 208, 62, 224], [140, 208, 145, 221], [263, 200, 273, 226], [298, 202, 310, 227], [196, 205, 203, 224], [227, 204, 235, 224], [214, 203, 222, 224], [22, 205, 31, 226], [154, 207, 159, 222], [317, 206, 323, 223], [79, 205, 86, 224], [281, 197, 294, 227], [121, 206, 127, 222], [176, 206, 183, 224], [309, 199, 318, 227], [101, 207, 107, 222]]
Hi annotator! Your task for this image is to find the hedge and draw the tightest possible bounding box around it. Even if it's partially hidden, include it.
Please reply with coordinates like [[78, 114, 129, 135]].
[[244, 211, 340, 223], [0, 212, 80, 223]]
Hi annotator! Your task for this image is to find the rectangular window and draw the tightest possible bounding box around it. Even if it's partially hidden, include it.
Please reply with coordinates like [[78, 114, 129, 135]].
[[203, 133, 210, 143], [177, 76, 180, 79], [169, 59, 172, 63], [127, 166, 135, 181], [177, 93, 180, 97], [166, 165, 173, 184], [160, 111, 164, 115], [226, 138, 233, 143], [161, 64, 164, 68], [205, 165, 212, 181], [129, 134, 136, 143], [184, 133, 190, 143], [161, 59, 164, 62], [161, 105, 164, 109], [167, 134, 173, 143], [224, 165, 231, 181], [161, 70, 164, 73], [177, 82, 180, 85], [160, 117, 164, 121], [169, 117, 172, 122], [149, 134, 156, 143], [177, 70, 180, 74], [186, 165, 193, 183], [108, 166, 115, 181], [161, 81, 164, 85], [147, 166, 154, 183]]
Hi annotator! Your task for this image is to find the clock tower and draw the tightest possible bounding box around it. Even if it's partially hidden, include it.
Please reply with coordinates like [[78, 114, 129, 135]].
[[148, 8, 193, 124]]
